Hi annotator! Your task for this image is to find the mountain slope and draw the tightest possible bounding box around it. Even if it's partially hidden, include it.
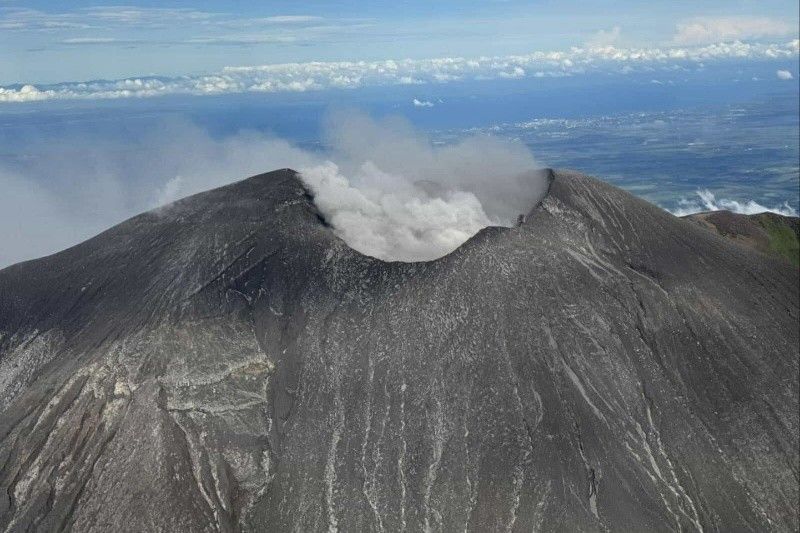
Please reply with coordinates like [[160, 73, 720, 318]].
[[0, 169, 797, 532], [683, 210, 800, 267]]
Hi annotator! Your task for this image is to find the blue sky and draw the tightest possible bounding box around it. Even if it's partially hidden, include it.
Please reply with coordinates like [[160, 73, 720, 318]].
[[1, 0, 798, 86]]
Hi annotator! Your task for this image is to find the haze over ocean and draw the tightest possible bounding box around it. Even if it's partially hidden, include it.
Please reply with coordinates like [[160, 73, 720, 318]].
[[1, 1, 798, 265], [3, 64, 797, 213]]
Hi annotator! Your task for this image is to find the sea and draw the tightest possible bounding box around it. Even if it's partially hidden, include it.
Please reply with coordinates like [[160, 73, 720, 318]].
[[1, 64, 798, 217]]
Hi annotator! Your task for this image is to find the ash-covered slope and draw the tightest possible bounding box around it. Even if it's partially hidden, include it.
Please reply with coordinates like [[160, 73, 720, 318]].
[[0, 169, 797, 532]]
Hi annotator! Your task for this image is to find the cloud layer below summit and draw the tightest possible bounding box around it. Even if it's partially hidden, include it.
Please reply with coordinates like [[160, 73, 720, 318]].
[[1, 39, 797, 103]]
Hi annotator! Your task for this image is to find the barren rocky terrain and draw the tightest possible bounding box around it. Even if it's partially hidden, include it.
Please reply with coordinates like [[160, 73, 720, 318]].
[[0, 169, 797, 532]]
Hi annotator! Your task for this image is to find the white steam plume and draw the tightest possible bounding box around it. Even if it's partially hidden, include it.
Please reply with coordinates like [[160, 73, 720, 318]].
[[299, 111, 545, 261], [301, 161, 495, 262], [0, 112, 545, 267]]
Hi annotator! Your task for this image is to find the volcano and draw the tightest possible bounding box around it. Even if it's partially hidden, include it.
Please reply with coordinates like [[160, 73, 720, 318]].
[[0, 169, 797, 532]]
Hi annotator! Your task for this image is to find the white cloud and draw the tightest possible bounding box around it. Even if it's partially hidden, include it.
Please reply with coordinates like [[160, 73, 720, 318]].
[[669, 189, 798, 217], [184, 34, 297, 46], [0, 6, 218, 31], [776, 69, 794, 80], [82, 6, 216, 25], [0, 8, 91, 30], [0, 84, 49, 103], [498, 66, 526, 78], [1, 39, 798, 103], [251, 15, 323, 24], [213, 15, 330, 30], [0, 6, 326, 32], [673, 17, 794, 45], [60, 34, 304, 47], [61, 37, 124, 44], [586, 26, 621, 48], [412, 98, 434, 107]]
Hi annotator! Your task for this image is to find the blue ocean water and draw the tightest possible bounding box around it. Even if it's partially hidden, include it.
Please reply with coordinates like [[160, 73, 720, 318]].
[[1, 68, 798, 213], [455, 94, 800, 212]]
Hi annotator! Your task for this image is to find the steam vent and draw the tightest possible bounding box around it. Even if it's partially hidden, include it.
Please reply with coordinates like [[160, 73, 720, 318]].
[[0, 168, 797, 532]]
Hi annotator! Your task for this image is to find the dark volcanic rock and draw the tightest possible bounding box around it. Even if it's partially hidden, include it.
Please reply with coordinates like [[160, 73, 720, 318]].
[[0, 169, 798, 532]]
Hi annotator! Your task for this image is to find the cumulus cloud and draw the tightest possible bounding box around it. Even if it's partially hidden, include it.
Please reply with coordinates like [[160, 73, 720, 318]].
[[669, 189, 798, 217], [0, 113, 545, 267], [776, 69, 794, 80], [2, 39, 798, 103], [412, 98, 434, 107], [673, 17, 794, 45]]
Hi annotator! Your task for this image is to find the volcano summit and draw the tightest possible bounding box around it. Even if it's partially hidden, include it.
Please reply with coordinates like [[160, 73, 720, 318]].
[[0, 169, 797, 532]]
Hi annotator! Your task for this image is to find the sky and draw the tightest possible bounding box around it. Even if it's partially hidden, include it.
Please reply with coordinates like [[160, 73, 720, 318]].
[[1, 0, 799, 86]]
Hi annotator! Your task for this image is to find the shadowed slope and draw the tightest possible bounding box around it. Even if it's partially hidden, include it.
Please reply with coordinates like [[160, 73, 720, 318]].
[[0, 169, 797, 532]]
